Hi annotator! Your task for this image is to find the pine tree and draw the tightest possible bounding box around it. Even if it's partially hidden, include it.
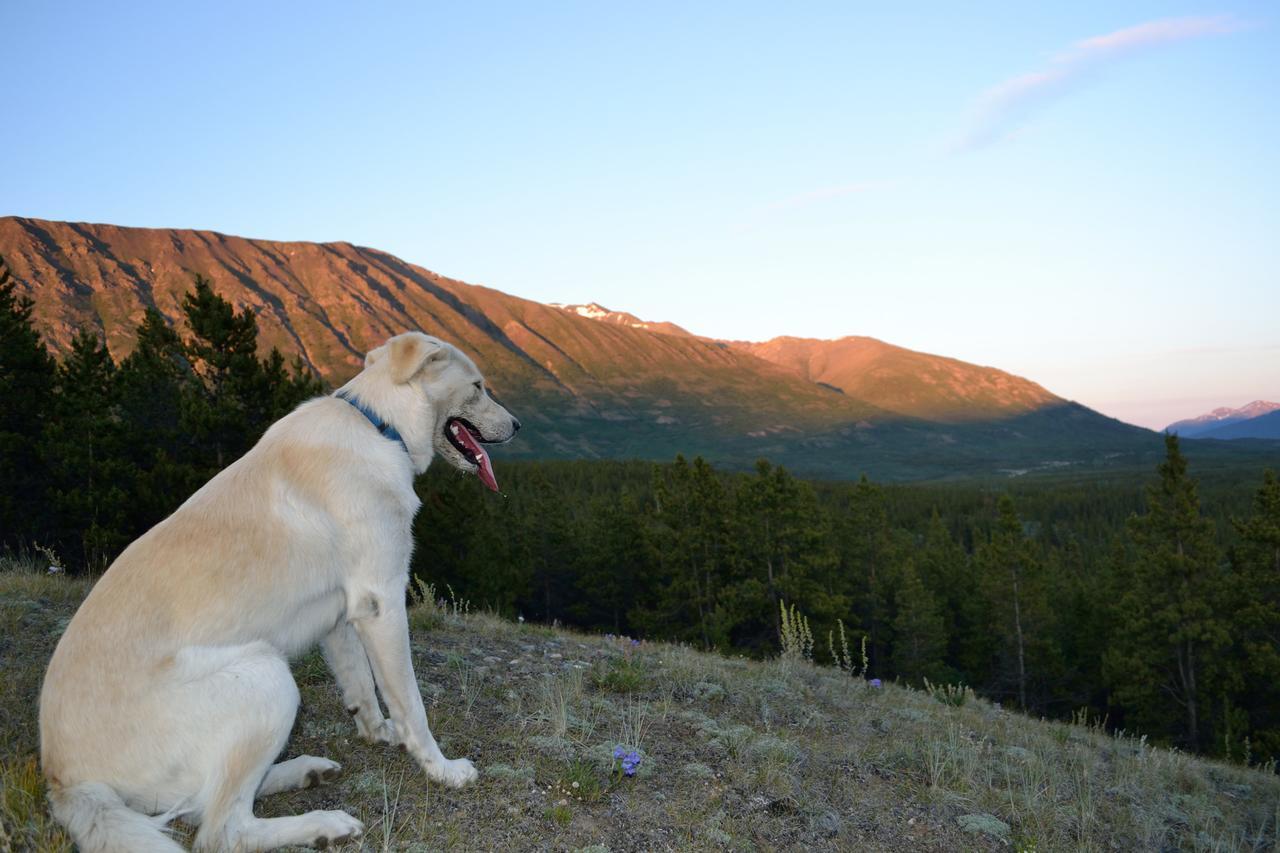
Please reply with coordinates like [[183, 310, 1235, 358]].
[[716, 460, 841, 654], [42, 329, 131, 567], [975, 495, 1048, 710], [915, 509, 978, 676], [0, 252, 57, 549], [179, 275, 324, 473], [180, 275, 270, 470], [574, 490, 652, 633], [1104, 435, 1230, 751], [116, 308, 202, 533], [840, 475, 895, 675], [890, 560, 949, 684], [637, 456, 733, 648], [1229, 469, 1280, 760]]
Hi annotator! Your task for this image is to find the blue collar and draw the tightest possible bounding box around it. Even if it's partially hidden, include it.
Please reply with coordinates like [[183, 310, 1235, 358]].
[[335, 390, 410, 456]]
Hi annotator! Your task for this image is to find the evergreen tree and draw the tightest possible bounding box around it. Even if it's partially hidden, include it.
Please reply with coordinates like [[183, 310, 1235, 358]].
[[727, 460, 841, 655], [1229, 470, 1280, 760], [180, 275, 323, 473], [574, 490, 652, 633], [180, 275, 272, 470], [1105, 435, 1231, 751], [117, 308, 202, 531], [41, 329, 131, 566], [637, 456, 733, 648], [839, 475, 895, 675], [0, 253, 57, 549], [890, 560, 949, 684], [511, 466, 575, 623], [975, 495, 1048, 710], [915, 509, 980, 678]]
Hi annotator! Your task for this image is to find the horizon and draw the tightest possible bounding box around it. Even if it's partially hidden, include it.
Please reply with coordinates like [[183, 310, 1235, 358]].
[[4, 2, 1278, 430]]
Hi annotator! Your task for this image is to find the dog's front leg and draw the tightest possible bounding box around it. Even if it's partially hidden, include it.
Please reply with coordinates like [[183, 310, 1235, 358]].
[[347, 582, 478, 788], [321, 622, 397, 745]]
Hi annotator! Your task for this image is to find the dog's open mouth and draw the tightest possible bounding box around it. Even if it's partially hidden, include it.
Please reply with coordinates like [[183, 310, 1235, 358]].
[[445, 418, 499, 492]]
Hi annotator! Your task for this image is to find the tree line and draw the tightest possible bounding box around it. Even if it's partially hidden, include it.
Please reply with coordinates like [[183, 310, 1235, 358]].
[[2, 255, 1277, 764], [0, 256, 321, 567]]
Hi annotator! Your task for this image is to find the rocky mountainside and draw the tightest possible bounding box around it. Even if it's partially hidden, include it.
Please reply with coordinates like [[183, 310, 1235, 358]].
[[0, 216, 1172, 479], [1167, 401, 1280, 438]]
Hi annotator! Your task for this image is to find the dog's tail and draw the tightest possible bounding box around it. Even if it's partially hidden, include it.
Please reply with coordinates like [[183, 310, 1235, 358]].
[[49, 781, 186, 853]]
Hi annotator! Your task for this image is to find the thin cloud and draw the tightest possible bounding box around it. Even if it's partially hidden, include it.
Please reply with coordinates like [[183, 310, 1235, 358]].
[[951, 15, 1245, 153]]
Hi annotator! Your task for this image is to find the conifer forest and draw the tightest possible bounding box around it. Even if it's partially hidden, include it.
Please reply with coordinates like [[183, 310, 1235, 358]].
[[2, 257, 1278, 766]]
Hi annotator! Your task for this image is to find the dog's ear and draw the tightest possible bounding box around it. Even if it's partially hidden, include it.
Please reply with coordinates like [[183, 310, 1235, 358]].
[[387, 334, 446, 384]]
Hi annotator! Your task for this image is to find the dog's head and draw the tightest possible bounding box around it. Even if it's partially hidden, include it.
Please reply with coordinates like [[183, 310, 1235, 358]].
[[365, 332, 520, 490]]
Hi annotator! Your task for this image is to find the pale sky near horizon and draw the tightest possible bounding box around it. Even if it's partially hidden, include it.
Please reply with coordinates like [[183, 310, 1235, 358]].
[[4, 2, 1277, 430]]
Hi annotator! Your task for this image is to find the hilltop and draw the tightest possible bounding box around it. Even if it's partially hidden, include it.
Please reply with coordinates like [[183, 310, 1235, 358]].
[[3, 561, 1277, 852]]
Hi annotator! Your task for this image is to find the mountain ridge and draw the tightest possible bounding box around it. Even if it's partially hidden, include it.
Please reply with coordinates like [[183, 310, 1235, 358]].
[[0, 215, 1211, 480], [1167, 401, 1280, 438]]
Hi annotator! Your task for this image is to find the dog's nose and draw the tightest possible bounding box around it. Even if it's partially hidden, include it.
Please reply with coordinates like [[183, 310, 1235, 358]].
[[512, 416, 522, 432]]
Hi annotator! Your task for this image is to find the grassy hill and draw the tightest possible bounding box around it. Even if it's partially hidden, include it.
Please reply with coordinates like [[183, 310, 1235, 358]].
[[3, 560, 1277, 852]]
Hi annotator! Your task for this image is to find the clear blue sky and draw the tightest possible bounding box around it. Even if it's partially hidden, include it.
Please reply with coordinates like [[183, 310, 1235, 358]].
[[5, 2, 1277, 429]]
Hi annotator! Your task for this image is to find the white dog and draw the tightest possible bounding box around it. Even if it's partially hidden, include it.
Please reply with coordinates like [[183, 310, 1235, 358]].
[[39, 332, 519, 852]]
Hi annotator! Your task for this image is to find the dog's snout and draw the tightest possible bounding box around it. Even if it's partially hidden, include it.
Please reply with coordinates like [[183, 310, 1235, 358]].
[[511, 416, 521, 433]]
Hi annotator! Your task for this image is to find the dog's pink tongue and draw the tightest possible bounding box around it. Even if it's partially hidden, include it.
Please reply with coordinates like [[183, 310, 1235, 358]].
[[451, 422, 499, 492]]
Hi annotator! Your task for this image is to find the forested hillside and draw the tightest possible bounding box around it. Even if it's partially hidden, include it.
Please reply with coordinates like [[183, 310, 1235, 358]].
[[3, 256, 1278, 765]]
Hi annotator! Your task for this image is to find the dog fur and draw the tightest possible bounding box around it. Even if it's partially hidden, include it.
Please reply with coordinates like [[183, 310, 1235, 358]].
[[39, 332, 519, 852]]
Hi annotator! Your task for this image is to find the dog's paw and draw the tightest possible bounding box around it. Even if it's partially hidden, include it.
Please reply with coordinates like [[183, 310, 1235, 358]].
[[355, 716, 398, 746], [303, 757, 342, 788], [306, 810, 363, 849], [428, 757, 478, 788]]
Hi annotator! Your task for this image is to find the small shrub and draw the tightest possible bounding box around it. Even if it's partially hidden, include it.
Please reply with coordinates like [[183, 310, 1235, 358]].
[[593, 656, 647, 693]]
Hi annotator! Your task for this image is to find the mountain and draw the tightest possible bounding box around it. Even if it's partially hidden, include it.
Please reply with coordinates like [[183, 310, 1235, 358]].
[[549, 302, 692, 337], [0, 216, 1193, 480], [730, 336, 1059, 422], [1195, 409, 1280, 440], [1167, 401, 1280, 438]]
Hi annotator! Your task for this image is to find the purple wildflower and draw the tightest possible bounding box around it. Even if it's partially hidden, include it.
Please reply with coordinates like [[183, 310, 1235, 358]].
[[869, 678, 882, 688], [614, 746, 642, 777]]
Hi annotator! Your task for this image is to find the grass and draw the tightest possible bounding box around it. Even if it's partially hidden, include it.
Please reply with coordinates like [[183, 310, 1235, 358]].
[[3, 558, 1280, 851]]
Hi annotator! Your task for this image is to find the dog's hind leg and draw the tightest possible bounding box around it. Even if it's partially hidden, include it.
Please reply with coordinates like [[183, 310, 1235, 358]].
[[322, 621, 396, 744], [257, 756, 342, 798], [177, 644, 362, 851]]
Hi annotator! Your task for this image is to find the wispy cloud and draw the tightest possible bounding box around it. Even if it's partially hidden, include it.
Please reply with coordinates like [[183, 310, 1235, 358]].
[[950, 15, 1245, 153]]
